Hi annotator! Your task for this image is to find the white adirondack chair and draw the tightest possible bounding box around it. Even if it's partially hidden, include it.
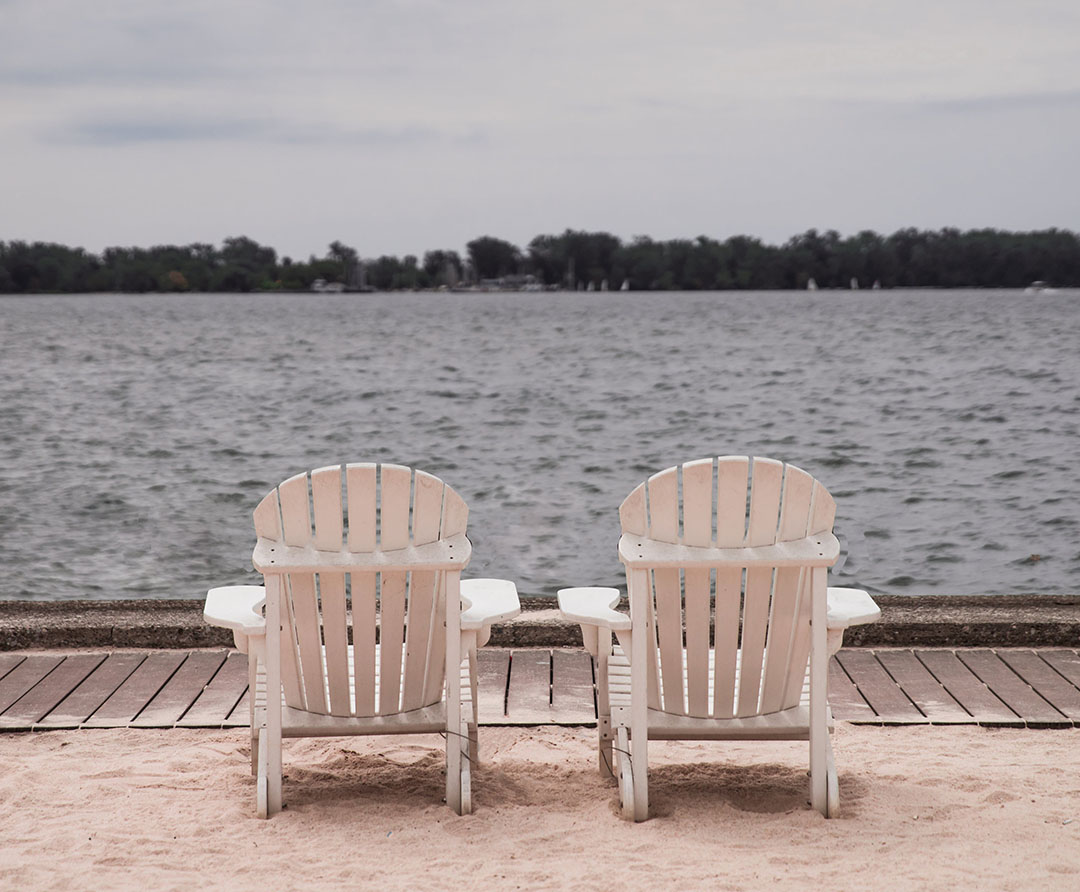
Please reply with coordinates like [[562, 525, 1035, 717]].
[[204, 463, 520, 818], [558, 456, 879, 821]]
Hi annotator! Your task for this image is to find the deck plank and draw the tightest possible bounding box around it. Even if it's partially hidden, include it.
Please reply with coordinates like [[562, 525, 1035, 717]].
[[176, 652, 250, 727], [0, 654, 27, 683], [997, 650, 1080, 720], [130, 652, 230, 727], [0, 655, 106, 728], [550, 649, 595, 723], [957, 650, 1065, 724], [916, 650, 1019, 723], [82, 651, 187, 727], [226, 687, 251, 726], [38, 653, 147, 727], [835, 650, 925, 722], [1038, 650, 1080, 690], [828, 656, 877, 722], [875, 650, 971, 723], [474, 648, 510, 724], [0, 655, 64, 716], [506, 649, 552, 724]]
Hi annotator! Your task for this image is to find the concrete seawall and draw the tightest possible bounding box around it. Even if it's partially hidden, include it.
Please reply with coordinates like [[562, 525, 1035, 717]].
[[2, 595, 1079, 650]]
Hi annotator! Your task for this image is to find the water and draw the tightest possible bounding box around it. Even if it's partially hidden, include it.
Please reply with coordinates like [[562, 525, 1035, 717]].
[[1, 289, 1078, 600]]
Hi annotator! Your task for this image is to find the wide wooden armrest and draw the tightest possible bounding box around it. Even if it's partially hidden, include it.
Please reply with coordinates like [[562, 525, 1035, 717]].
[[204, 585, 266, 637], [557, 586, 632, 632], [253, 533, 471, 574], [618, 532, 839, 569], [827, 587, 881, 630], [460, 578, 521, 631]]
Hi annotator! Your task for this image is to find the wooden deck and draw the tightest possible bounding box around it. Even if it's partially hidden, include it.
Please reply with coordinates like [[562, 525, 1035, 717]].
[[4, 648, 1080, 731]]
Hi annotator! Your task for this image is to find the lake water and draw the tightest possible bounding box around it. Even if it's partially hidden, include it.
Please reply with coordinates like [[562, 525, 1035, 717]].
[[1, 289, 1078, 600]]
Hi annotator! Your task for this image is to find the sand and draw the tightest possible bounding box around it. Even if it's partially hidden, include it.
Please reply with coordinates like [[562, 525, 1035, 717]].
[[2, 724, 1078, 891]]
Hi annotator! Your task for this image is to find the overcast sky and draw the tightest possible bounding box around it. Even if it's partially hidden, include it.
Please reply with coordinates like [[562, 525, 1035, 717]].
[[3, 0, 1079, 260]]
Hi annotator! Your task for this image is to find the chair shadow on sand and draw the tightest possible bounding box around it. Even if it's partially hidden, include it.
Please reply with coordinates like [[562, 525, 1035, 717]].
[[265, 736, 870, 821]]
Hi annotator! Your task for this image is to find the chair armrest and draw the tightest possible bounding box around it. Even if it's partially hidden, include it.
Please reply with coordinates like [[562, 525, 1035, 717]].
[[557, 587, 631, 632], [460, 578, 521, 631], [204, 585, 266, 638], [827, 587, 881, 630]]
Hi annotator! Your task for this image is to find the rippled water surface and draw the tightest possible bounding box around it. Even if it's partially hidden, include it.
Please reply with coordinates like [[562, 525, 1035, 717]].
[[2, 290, 1078, 600]]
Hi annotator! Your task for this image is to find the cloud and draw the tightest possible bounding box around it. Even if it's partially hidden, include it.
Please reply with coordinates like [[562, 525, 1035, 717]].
[[922, 90, 1080, 115], [44, 114, 481, 147]]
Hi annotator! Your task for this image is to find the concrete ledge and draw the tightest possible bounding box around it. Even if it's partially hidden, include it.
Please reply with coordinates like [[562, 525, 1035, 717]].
[[1, 595, 1079, 651]]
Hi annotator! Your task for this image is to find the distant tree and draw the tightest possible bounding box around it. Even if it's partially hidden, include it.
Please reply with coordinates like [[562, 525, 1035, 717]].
[[327, 241, 358, 283], [422, 250, 463, 287], [466, 236, 521, 279]]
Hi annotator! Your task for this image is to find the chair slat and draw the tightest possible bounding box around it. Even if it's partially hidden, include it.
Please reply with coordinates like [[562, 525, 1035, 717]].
[[619, 482, 647, 536], [737, 566, 771, 717], [645, 577, 662, 710], [346, 463, 377, 552], [287, 573, 326, 713], [378, 571, 407, 713], [712, 567, 741, 717], [760, 466, 816, 712], [412, 471, 444, 545], [684, 566, 711, 716], [809, 480, 836, 535], [380, 465, 411, 550], [311, 465, 343, 551], [278, 473, 312, 547], [681, 459, 713, 546], [647, 467, 679, 543], [746, 458, 782, 546], [760, 565, 803, 713], [351, 572, 377, 716], [653, 568, 684, 714], [253, 490, 281, 540], [320, 572, 350, 715], [783, 570, 815, 705], [278, 588, 304, 709], [778, 466, 814, 542], [401, 570, 435, 710], [715, 456, 749, 546], [441, 487, 469, 538], [423, 575, 448, 704]]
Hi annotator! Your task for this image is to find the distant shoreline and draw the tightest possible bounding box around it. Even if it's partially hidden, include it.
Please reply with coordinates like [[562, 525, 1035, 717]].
[[4, 227, 1079, 293]]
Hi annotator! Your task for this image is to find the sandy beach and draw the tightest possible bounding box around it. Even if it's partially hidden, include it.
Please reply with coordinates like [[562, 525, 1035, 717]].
[[2, 723, 1078, 891]]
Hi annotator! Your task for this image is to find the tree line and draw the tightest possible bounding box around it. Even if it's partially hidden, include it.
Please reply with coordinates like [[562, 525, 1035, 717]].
[[2, 227, 1078, 293]]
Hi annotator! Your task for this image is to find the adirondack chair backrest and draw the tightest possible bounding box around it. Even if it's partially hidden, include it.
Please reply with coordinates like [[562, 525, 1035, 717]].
[[252, 463, 469, 717], [619, 456, 836, 719]]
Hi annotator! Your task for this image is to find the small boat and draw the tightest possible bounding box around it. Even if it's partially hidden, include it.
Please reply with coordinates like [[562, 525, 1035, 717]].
[[850, 277, 859, 290], [311, 278, 346, 293], [807, 278, 818, 291], [620, 279, 630, 291], [1024, 280, 1058, 294]]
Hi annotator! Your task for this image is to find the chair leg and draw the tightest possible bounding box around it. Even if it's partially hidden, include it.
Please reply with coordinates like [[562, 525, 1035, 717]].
[[615, 725, 634, 821], [468, 641, 480, 764], [460, 718, 473, 815], [596, 649, 614, 779], [598, 716, 614, 779], [249, 653, 259, 776], [808, 731, 838, 818], [256, 728, 268, 819], [825, 736, 839, 818], [468, 721, 479, 767]]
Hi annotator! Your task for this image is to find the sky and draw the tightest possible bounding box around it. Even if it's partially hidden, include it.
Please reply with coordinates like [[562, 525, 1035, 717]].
[[2, 0, 1079, 261]]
